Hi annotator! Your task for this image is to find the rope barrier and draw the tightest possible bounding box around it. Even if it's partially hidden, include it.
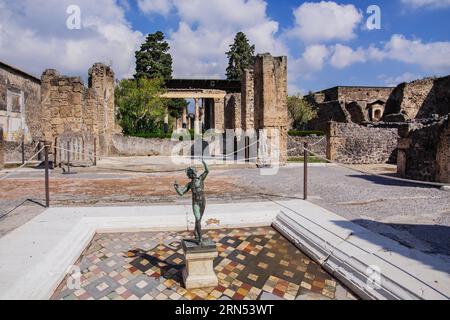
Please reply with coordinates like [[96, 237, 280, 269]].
[[0, 146, 46, 181], [303, 147, 449, 188], [287, 136, 326, 153]]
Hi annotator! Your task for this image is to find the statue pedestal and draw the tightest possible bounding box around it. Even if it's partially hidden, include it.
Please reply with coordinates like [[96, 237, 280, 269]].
[[182, 240, 218, 289]]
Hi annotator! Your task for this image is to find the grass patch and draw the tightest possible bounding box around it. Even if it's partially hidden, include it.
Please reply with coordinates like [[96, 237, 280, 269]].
[[288, 130, 325, 137], [288, 156, 327, 163]]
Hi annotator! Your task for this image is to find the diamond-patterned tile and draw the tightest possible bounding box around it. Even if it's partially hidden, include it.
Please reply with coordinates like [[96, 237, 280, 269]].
[[51, 228, 354, 300]]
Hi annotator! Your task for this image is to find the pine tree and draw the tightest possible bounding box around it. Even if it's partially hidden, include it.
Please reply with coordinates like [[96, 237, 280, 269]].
[[134, 31, 186, 130], [135, 31, 173, 80], [226, 32, 256, 80]]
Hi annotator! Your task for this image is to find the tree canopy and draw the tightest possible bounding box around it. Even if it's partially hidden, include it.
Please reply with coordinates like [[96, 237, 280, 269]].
[[115, 78, 166, 135], [135, 31, 173, 80], [226, 32, 255, 80], [133, 31, 187, 124], [287, 94, 318, 129]]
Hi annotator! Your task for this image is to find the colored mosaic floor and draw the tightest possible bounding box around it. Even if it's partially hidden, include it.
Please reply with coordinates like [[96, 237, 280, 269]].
[[51, 227, 357, 300]]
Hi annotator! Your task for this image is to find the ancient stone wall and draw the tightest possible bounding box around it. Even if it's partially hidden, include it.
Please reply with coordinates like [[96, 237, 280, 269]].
[[3, 141, 39, 163], [337, 87, 394, 104], [40, 63, 116, 161], [307, 86, 394, 131], [112, 134, 193, 157], [241, 69, 255, 131], [0, 63, 42, 145], [254, 54, 288, 164], [384, 76, 450, 121], [287, 135, 326, 158], [326, 122, 398, 164], [397, 116, 450, 183]]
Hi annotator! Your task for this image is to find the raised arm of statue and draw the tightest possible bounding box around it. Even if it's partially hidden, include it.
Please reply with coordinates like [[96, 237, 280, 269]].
[[174, 181, 191, 197], [200, 160, 209, 180]]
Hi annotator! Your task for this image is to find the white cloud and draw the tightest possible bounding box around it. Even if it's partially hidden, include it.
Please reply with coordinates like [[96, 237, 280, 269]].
[[379, 72, 420, 87], [0, 0, 143, 79], [164, 0, 288, 78], [330, 44, 366, 68], [401, 0, 450, 9], [325, 35, 450, 73], [384, 34, 450, 71], [137, 0, 173, 16], [288, 1, 363, 43]]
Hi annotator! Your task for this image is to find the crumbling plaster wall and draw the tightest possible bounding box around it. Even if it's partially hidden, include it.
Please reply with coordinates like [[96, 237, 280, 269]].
[[0, 64, 42, 144]]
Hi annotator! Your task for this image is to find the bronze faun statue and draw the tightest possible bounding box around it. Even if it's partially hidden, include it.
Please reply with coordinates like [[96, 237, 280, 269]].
[[174, 160, 209, 245]]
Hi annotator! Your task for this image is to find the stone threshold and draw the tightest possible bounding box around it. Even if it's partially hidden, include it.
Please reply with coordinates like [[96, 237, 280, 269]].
[[272, 200, 450, 300]]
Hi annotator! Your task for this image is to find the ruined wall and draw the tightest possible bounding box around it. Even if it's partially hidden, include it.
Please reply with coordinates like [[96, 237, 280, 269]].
[[254, 54, 288, 164], [0, 63, 42, 144], [384, 76, 450, 121], [326, 122, 398, 164], [241, 69, 255, 131], [112, 134, 192, 157], [337, 87, 394, 104], [40, 63, 115, 161], [307, 99, 348, 132], [397, 116, 450, 183], [307, 86, 394, 131], [224, 93, 242, 131], [288, 135, 326, 158]]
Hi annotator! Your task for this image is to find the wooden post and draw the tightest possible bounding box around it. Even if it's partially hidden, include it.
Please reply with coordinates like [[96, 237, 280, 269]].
[[44, 142, 50, 208], [304, 142, 308, 201]]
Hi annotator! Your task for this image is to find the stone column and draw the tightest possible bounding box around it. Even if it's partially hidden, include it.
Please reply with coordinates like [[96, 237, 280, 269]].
[[241, 69, 255, 131], [201, 99, 206, 132], [194, 98, 201, 135], [253, 54, 288, 165], [173, 117, 178, 132], [164, 110, 169, 134], [182, 105, 188, 129], [213, 97, 225, 133]]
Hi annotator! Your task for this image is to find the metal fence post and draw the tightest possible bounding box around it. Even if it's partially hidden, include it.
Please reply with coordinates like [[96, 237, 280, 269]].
[[21, 137, 25, 165], [44, 142, 50, 207], [67, 141, 71, 174], [304, 142, 308, 201], [93, 138, 97, 166]]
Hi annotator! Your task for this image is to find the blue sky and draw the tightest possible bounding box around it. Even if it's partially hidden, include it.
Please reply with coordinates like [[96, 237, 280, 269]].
[[1, 0, 450, 94]]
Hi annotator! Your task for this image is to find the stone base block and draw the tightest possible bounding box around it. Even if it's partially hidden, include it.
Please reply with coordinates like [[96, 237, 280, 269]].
[[182, 240, 218, 290]]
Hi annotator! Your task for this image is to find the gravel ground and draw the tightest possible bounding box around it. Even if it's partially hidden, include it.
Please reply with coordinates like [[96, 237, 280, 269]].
[[1, 163, 449, 257], [222, 165, 450, 256]]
